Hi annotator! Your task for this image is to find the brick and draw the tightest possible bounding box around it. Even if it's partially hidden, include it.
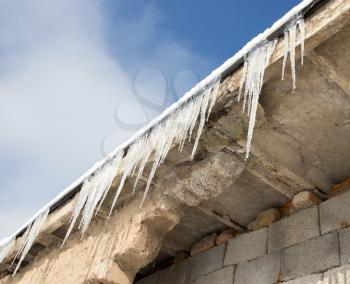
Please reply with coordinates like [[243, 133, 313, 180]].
[[189, 244, 225, 280], [323, 264, 350, 281], [216, 228, 236, 245], [234, 253, 280, 284], [256, 208, 280, 229], [320, 190, 350, 234], [224, 228, 267, 266], [280, 201, 296, 217], [282, 274, 323, 284], [281, 232, 340, 281], [292, 191, 320, 210], [339, 227, 350, 265], [135, 272, 160, 284], [191, 265, 234, 284], [173, 251, 189, 264], [190, 233, 217, 256], [268, 206, 320, 253], [158, 260, 188, 284], [330, 178, 350, 196]]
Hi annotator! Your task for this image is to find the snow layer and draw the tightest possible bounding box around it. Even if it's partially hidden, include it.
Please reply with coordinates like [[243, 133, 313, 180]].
[[0, 0, 314, 271]]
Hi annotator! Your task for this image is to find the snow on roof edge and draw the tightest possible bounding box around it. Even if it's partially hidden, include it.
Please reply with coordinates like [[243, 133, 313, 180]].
[[2, 0, 320, 244]]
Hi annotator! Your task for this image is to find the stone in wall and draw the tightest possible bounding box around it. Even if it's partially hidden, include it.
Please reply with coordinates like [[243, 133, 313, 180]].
[[190, 233, 217, 256]]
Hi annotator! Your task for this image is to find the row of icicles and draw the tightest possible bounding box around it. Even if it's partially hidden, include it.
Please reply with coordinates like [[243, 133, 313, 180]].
[[0, 14, 305, 277]]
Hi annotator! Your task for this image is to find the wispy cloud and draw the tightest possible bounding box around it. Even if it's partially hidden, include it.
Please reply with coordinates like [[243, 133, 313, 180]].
[[0, 0, 210, 237]]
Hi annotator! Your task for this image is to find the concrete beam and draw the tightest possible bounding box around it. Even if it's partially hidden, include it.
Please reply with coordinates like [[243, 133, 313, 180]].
[[307, 50, 350, 95]]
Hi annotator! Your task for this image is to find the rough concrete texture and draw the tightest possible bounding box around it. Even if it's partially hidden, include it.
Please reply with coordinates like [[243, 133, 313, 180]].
[[234, 253, 280, 284], [192, 265, 234, 284], [268, 206, 320, 253], [3, 0, 350, 282], [188, 244, 226, 280], [282, 273, 323, 284], [162, 152, 245, 207], [281, 232, 340, 281], [3, 192, 181, 284], [224, 228, 267, 265], [320, 190, 350, 234]]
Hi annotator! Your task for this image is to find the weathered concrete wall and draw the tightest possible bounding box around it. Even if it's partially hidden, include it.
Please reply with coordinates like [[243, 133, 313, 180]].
[[0, 192, 182, 284], [137, 190, 350, 284]]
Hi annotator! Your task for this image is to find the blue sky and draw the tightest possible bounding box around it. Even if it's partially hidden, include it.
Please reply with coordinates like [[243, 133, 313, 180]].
[[0, 0, 300, 238]]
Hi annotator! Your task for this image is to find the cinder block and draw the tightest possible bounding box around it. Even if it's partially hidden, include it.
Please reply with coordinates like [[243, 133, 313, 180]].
[[188, 244, 226, 280], [135, 271, 160, 284], [234, 253, 280, 284], [268, 206, 320, 253], [158, 260, 188, 284], [339, 228, 350, 265], [323, 264, 350, 281], [282, 274, 323, 284], [320, 190, 350, 234], [224, 228, 267, 265], [281, 232, 340, 281], [191, 265, 234, 284]]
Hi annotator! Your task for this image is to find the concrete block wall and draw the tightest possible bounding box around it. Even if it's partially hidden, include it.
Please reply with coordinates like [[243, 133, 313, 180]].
[[136, 190, 350, 284]]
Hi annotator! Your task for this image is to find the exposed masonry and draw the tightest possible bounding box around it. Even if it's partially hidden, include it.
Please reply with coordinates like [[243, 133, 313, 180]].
[[136, 190, 350, 284], [0, 3, 308, 275]]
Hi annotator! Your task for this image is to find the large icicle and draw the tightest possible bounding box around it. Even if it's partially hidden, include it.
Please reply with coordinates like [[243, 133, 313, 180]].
[[107, 78, 221, 210], [62, 151, 123, 244], [12, 208, 49, 276], [239, 40, 277, 160], [281, 14, 305, 90], [0, 238, 14, 264]]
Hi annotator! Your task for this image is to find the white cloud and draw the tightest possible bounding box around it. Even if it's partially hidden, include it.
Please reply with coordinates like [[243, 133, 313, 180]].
[[0, 0, 209, 238]]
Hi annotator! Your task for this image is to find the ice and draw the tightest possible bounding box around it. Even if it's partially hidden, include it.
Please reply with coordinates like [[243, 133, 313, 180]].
[[239, 40, 277, 160], [297, 17, 305, 66], [62, 150, 124, 243], [0, 0, 313, 266], [281, 14, 305, 90], [282, 29, 289, 81], [12, 208, 49, 276], [0, 238, 14, 264]]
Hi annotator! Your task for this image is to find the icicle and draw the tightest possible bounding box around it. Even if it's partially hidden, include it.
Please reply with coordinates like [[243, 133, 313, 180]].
[[206, 79, 221, 121], [281, 14, 305, 90], [191, 88, 210, 159], [62, 179, 90, 246], [297, 17, 305, 66], [281, 29, 289, 81], [289, 23, 297, 90], [12, 208, 49, 276], [0, 238, 14, 264], [63, 151, 124, 241], [239, 40, 277, 160], [96, 151, 123, 213], [140, 80, 220, 207], [80, 160, 122, 233], [109, 141, 147, 216]]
